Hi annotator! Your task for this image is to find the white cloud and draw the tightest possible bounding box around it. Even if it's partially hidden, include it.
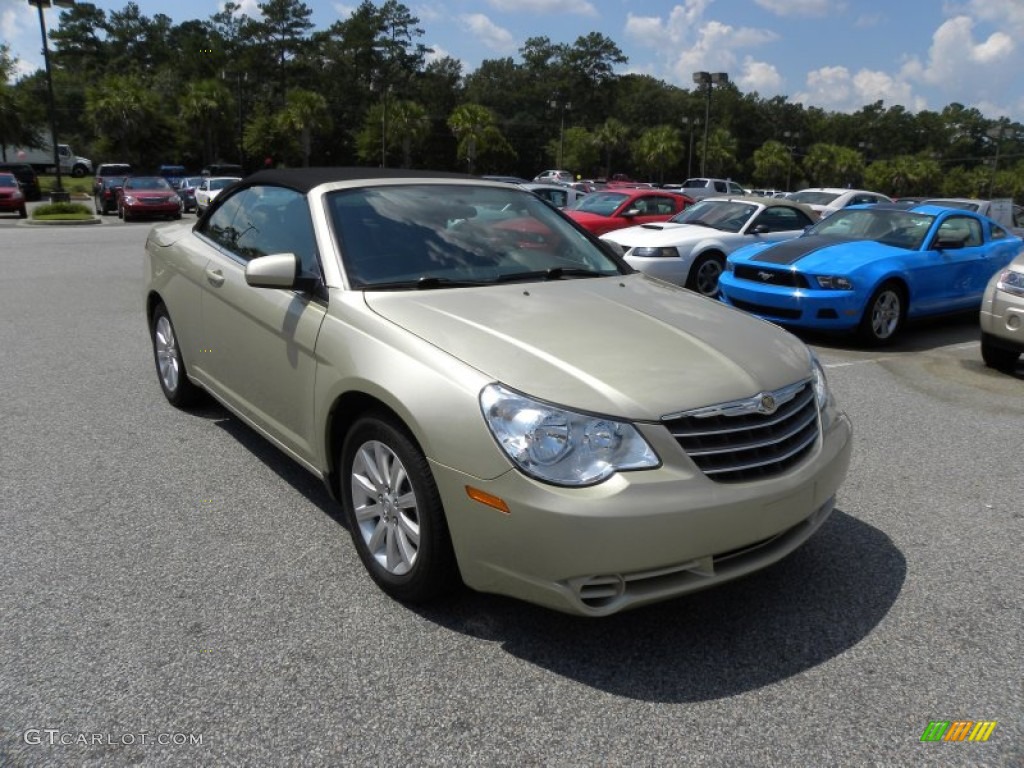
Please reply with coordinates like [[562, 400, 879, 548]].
[[486, 0, 597, 15], [906, 16, 1014, 87], [754, 0, 833, 17], [457, 14, 516, 55], [794, 65, 853, 110], [424, 42, 451, 65], [670, 20, 778, 83], [738, 57, 783, 94], [968, 0, 1024, 36]]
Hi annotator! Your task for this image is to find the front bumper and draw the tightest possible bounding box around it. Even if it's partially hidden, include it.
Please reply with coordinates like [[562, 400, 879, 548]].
[[980, 284, 1024, 354], [624, 253, 695, 287], [433, 409, 853, 616], [719, 273, 863, 331], [124, 202, 181, 217]]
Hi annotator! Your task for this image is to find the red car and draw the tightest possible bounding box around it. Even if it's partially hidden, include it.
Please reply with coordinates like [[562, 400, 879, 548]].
[[117, 176, 182, 222], [0, 172, 27, 218], [565, 188, 692, 236]]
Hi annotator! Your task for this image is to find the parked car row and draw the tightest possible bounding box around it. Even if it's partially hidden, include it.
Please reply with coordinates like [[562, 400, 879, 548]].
[[89, 162, 245, 221]]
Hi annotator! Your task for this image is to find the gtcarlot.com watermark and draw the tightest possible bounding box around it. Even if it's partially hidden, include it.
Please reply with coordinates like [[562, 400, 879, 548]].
[[24, 729, 203, 747]]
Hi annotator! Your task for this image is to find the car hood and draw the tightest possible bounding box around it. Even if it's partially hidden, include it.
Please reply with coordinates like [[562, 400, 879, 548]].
[[363, 273, 812, 419], [603, 222, 726, 246], [730, 235, 905, 272]]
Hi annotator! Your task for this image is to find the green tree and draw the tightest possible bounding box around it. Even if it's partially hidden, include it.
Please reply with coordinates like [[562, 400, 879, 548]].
[[751, 140, 792, 189], [696, 127, 738, 178], [593, 117, 630, 178], [801, 143, 865, 187], [447, 103, 515, 174], [85, 74, 164, 164], [276, 88, 330, 166], [631, 125, 683, 183], [178, 79, 232, 165]]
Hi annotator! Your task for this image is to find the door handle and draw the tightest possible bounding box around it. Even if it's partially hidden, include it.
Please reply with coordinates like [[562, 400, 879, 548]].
[[205, 268, 225, 287]]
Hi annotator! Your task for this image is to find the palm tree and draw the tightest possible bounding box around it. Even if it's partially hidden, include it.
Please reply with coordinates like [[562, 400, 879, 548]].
[[388, 100, 430, 168], [276, 88, 330, 166], [632, 125, 683, 183], [447, 103, 513, 174], [86, 74, 154, 163], [178, 79, 231, 165], [592, 117, 629, 178]]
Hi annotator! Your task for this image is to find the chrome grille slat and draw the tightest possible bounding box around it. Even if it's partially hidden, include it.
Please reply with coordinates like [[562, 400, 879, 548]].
[[685, 407, 818, 457], [664, 381, 820, 482]]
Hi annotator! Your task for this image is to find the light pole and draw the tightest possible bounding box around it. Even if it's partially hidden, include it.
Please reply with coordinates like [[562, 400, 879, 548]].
[[784, 130, 801, 191], [549, 94, 572, 169], [692, 71, 728, 177], [986, 123, 1007, 197], [28, 0, 75, 202], [681, 116, 701, 178]]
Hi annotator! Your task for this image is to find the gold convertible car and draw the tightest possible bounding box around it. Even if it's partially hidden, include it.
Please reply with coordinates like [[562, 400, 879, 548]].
[[144, 168, 853, 616]]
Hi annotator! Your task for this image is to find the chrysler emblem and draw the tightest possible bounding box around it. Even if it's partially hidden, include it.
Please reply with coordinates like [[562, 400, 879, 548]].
[[758, 394, 777, 414], [757, 271, 774, 281]]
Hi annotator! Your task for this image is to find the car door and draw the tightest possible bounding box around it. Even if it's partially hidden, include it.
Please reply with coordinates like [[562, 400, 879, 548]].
[[913, 215, 990, 314], [195, 184, 328, 465], [622, 194, 683, 226], [744, 205, 814, 245]]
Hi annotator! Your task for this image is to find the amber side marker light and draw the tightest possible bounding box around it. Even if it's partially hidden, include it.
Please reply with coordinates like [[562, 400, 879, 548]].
[[465, 486, 511, 514]]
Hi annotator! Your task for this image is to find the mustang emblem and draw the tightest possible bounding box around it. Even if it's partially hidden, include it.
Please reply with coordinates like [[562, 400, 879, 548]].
[[757, 271, 774, 281]]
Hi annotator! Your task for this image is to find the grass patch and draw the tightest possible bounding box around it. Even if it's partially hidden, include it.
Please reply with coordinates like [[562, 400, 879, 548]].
[[32, 201, 94, 220], [37, 175, 93, 196]]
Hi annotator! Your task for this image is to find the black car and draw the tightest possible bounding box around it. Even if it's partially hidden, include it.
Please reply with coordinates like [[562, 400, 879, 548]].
[[0, 162, 41, 201], [94, 175, 126, 215]]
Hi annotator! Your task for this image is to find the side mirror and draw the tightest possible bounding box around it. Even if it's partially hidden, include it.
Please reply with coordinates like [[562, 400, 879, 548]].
[[622, 208, 641, 217], [751, 224, 770, 235], [246, 253, 304, 289]]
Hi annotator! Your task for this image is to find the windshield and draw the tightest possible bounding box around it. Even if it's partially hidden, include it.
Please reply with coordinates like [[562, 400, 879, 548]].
[[669, 199, 758, 232], [807, 208, 935, 249], [924, 199, 978, 212], [568, 191, 629, 216], [210, 178, 239, 190], [0, 174, 18, 188], [790, 190, 841, 206], [681, 179, 709, 188], [328, 184, 625, 289], [125, 177, 172, 191]]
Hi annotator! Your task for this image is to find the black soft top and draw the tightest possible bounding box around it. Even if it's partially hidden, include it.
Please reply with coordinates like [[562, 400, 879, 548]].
[[237, 167, 476, 195]]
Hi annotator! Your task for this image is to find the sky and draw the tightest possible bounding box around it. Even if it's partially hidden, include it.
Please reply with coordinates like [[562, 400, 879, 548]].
[[3, 0, 1023, 121]]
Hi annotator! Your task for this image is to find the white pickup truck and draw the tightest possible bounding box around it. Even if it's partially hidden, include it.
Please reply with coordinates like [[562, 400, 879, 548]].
[[670, 177, 748, 200]]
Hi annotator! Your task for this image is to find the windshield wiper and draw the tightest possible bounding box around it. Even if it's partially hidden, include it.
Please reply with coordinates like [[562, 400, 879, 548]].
[[361, 276, 491, 291], [495, 267, 609, 283]]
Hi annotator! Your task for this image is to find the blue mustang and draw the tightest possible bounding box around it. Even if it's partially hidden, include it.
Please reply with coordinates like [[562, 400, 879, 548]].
[[719, 204, 1023, 343]]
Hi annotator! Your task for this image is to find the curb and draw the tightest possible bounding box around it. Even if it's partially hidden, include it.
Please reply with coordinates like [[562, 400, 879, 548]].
[[22, 217, 103, 226]]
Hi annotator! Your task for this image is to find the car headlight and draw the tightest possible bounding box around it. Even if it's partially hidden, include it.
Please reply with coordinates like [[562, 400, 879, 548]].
[[630, 246, 679, 259], [815, 275, 853, 290], [996, 268, 1024, 297], [123, 196, 136, 204], [809, 352, 836, 427], [480, 383, 659, 486], [170, 194, 181, 204]]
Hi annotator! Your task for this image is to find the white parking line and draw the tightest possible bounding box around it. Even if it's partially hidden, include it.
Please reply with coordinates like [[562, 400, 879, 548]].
[[820, 341, 980, 368]]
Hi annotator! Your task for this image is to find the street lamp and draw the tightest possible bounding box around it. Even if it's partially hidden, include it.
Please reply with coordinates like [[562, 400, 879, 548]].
[[28, 0, 75, 202], [692, 71, 728, 176], [986, 123, 1008, 197], [549, 94, 572, 169], [784, 130, 801, 191], [681, 116, 701, 178]]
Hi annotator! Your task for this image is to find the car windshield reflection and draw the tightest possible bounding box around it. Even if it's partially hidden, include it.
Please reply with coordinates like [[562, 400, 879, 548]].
[[328, 185, 624, 289], [807, 209, 935, 250]]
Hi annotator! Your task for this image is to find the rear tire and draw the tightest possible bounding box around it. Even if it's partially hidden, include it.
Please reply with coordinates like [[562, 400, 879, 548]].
[[340, 415, 459, 604]]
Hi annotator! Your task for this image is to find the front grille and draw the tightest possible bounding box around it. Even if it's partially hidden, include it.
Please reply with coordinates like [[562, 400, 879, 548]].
[[734, 265, 809, 287], [664, 381, 819, 482], [728, 298, 802, 320]]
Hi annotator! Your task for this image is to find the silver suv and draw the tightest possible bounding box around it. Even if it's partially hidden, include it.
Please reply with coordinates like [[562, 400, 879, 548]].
[[980, 250, 1024, 373]]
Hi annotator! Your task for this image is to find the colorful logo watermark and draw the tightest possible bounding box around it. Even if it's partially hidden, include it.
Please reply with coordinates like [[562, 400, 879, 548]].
[[920, 720, 997, 742]]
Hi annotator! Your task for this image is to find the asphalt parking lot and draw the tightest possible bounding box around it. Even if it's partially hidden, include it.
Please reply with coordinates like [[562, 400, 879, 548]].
[[1, 221, 1021, 767]]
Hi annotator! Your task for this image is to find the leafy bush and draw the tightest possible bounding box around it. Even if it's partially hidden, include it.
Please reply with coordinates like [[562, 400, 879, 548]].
[[32, 202, 93, 218]]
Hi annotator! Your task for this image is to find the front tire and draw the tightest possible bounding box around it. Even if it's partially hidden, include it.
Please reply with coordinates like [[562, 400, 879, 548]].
[[340, 415, 459, 604], [859, 281, 905, 344], [150, 303, 202, 407], [687, 252, 726, 297], [981, 334, 1020, 373]]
